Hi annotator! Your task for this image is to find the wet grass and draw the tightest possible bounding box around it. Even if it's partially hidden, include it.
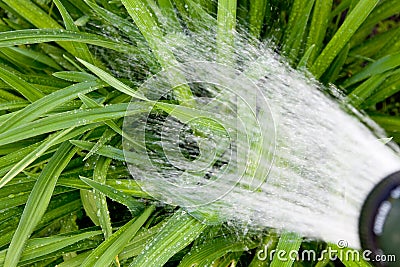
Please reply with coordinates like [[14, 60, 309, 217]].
[[0, 0, 399, 266]]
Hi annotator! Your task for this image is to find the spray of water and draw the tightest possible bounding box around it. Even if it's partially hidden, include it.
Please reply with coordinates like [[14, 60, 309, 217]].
[[90, 9, 400, 248]]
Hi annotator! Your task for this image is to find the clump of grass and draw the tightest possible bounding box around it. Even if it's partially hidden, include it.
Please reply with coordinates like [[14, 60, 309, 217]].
[[0, 0, 399, 266]]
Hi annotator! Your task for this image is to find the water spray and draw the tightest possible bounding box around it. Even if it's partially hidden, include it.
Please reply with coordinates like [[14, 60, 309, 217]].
[[115, 15, 400, 265]]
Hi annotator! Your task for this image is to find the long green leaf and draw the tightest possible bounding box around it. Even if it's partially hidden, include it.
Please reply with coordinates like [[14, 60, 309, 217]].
[[4, 142, 77, 267], [0, 47, 62, 71], [305, 0, 333, 66], [2, 0, 77, 54], [76, 58, 146, 100], [120, 0, 194, 105], [216, 0, 237, 64], [371, 115, 400, 133], [80, 177, 145, 214], [351, 0, 400, 48], [350, 27, 400, 61], [118, 223, 164, 261], [363, 70, 400, 107], [0, 128, 73, 188], [53, 71, 97, 83], [0, 65, 44, 102], [92, 156, 113, 240], [270, 232, 303, 267], [81, 206, 155, 267], [248, 0, 267, 38], [71, 140, 127, 161], [0, 29, 138, 54], [0, 80, 106, 133], [310, 0, 380, 78], [0, 100, 28, 111], [282, 0, 315, 64], [179, 235, 257, 266], [53, 0, 95, 64], [0, 231, 101, 264], [0, 103, 150, 146], [129, 209, 207, 267], [348, 72, 388, 108], [343, 52, 400, 88], [84, 0, 143, 42], [0, 124, 95, 172]]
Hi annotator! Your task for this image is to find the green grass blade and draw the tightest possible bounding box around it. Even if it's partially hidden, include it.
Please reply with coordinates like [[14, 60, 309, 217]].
[[0, 103, 150, 146], [4, 142, 77, 267], [216, 0, 237, 64], [282, 0, 315, 64], [321, 43, 350, 84], [310, 0, 380, 78], [376, 26, 400, 58], [14, 231, 101, 263], [270, 232, 302, 267], [80, 157, 114, 262], [172, 0, 214, 33], [119, 0, 170, 65], [0, 182, 34, 211], [118, 223, 164, 261], [178, 235, 257, 266], [0, 100, 28, 111], [21, 73, 72, 88], [2, 0, 76, 54], [297, 44, 315, 70], [329, 0, 351, 20], [57, 177, 149, 199], [0, 128, 73, 188], [80, 187, 101, 225], [83, 0, 143, 42], [129, 209, 207, 267], [76, 58, 146, 100], [0, 80, 106, 133], [348, 72, 387, 108], [350, 30, 395, 61], [84, 127, 116, 161], [0, 125, 94, 171], [70, 139, 143, 164], [157, 0, 181, 31], [371, 115, 400, 134], [76, 94, 118, 160], [0, 65, 44, 102], [81, 206, 155, 267], [305, 0, 333, 66], [343, 52, 400, 88], [0, 47, 62, 71], [55, 251, 91, 267], [53, 0, 96, 64], [92, 156, 113, 239], [77, 93, 137, 148], [248, 0, 267, 38], [351, 0, 400, 48], [249, 233, 279, 266], [80, 177, 145, 214], [53, 71, 97, 83], [120, 0, 194, 105], [0, 29, 138, 54], [0, 88, 25, 102], [2, 0, 60, 29], [363, 69, 400, 107]]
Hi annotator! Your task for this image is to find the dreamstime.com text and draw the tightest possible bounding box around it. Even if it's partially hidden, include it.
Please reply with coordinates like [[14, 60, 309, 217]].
[[257, 240, 396, 263]]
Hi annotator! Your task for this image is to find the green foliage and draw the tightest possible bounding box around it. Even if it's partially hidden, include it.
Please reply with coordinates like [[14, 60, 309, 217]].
[[0, 0, 398, 266]]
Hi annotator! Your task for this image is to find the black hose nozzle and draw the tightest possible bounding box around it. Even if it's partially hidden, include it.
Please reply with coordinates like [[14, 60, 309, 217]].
[[359, 171, 400, 267]]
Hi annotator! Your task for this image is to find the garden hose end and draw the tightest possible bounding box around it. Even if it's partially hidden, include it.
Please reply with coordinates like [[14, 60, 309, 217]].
[[359, 171, 400, 267]]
